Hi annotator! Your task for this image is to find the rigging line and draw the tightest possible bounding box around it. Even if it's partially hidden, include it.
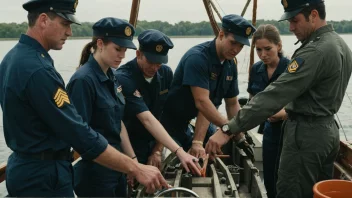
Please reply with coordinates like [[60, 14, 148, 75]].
[[336, 112, 348, 141], [209, 0, 223, 21], [240, 47, 248, 73], [214, 0, 226, 15], [341, 92, 352, 141]]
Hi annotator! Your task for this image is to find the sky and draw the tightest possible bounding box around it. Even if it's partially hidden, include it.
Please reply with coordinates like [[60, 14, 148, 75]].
[[1, 0, 351, 24]]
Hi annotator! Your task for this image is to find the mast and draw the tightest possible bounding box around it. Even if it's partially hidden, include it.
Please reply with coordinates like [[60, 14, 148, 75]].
[[129, 0, 141, 27], [202, 0, 220, 36], [241, 0, 252, 17], [249, 0, 257, 76]]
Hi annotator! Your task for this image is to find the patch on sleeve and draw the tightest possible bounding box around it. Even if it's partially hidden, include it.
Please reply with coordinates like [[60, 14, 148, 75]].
[[133, 90, 142, 98], [210, 73, 218, 80], [159, 89, 168, 95], [117, 85, 122, 93], [54, 88, 70, 108], [287, 58, 304, 73]]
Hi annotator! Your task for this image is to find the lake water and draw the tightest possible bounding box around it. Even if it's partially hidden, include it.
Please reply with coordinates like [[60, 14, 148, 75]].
[[1, 35, 352, 196]]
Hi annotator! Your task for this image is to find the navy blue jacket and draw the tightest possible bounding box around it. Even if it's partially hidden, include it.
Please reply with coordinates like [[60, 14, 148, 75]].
[[161, 39, 239, 133], [0, 34, 108, 159], [116, 58, 173, 142]]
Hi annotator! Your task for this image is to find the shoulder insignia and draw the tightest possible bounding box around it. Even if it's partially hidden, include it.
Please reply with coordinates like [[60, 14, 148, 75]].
[[54, 88, 70, 108], [117, 85, 122, 93], [133, 90, 141, 98], [233, 57, 237, 65], [287, 58, 304, 73], [159, 89, 168, 95]]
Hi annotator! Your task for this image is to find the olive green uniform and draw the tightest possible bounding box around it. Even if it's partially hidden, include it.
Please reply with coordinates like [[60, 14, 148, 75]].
[[228, 24, 352, 197]]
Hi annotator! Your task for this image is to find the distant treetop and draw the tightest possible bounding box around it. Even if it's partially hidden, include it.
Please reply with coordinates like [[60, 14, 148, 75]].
[[0, 20, 351, 38]]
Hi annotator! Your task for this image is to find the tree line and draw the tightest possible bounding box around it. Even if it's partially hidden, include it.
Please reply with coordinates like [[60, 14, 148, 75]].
[[1, 19, 352, 38]]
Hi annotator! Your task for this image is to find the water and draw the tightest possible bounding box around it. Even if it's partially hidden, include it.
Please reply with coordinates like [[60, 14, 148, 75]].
[[1, 35, 352, 195]]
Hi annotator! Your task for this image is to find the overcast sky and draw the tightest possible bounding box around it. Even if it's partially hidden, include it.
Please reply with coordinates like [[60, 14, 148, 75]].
[[1, 0, 351, 24]]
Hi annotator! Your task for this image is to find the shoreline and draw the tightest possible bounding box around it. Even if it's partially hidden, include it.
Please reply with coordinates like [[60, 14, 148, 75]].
[[0, 35, 215, 41], [1, 33, 352, 41]]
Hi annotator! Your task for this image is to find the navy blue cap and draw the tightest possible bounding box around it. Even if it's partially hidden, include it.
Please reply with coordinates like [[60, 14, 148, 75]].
[[222, 14, 256, 46], [23, 0, 80, 25], [138, 29, 174, 64], [279, 0, 324, 21], [93, 17, 136, 50]]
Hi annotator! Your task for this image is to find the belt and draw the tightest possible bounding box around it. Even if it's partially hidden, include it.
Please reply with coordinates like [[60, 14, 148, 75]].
[[287, 111, 334, 122], [15, 149, 73, 161]]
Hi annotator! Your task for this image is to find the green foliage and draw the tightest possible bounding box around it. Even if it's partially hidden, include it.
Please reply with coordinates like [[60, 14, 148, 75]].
[[1, 20, 352, 38]]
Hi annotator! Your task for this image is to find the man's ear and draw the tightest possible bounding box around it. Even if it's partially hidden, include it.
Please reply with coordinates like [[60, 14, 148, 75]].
[[310, 9, 319, 23], [136, 50, 141, 58], [37, 13, 49, 29]]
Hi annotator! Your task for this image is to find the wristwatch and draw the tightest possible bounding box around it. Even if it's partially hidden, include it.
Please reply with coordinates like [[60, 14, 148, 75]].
[[221, 124, 232, 136]]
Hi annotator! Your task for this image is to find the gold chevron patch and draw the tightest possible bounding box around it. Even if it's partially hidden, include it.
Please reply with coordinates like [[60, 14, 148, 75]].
[[54, 88, 70, 108]]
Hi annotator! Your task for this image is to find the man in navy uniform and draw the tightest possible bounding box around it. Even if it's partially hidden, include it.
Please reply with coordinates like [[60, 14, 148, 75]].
[[159, 14, 256, 159], [0, 0, 168, 196], [116, 30, 201, 173], [205, 0, 352, 197]]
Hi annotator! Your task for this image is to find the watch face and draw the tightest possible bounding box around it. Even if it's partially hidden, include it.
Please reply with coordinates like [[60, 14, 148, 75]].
[[222, 124, 229, 132]]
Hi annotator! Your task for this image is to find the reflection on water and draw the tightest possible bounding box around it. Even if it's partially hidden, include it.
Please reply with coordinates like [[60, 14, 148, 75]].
[[1, 35, 352, 196]]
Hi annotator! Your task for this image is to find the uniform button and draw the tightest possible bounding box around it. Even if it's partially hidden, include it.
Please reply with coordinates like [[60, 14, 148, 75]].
[[41, 54, 45, 58]]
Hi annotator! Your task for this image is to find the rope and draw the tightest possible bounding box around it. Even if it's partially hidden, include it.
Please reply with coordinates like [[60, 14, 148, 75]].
[[241, 0, 252, 17], [248, 0, 257, 80], [209, 0, 223, 21], [214, 0, 226, 15]]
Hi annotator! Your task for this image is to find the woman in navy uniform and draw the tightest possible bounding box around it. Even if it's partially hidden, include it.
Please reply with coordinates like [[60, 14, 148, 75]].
[[116, 29, 201, 174], [66, 17, 139, 197], [247, 24, 289, 198]]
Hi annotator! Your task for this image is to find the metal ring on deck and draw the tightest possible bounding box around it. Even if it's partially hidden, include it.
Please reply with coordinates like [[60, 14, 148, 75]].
[[154, 187, 200, 197]]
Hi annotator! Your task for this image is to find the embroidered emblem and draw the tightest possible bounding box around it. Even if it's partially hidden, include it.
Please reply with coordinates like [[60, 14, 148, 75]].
[[156, 45, 163, 53], [125, 26, 132, 37], [117, 85, 122, 93], [210, 73, 217, 80], [159, 89, 168, 95], [133, 90, 141, 98], [226, 76, 233, 81], [54, 88, 70, 108], [283, 0, 288, 8], [246, 27, 252, 36], [74, 0, 79, 10], [287, 60, 299, 73]]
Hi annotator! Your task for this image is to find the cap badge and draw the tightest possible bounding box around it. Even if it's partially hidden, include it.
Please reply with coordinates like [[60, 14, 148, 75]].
[[74, 0, 79, 10], [125, 26, 132, 37], [156, 45, 163, 52], [246, 27, 252, 36], [283, 0, 288, 8]]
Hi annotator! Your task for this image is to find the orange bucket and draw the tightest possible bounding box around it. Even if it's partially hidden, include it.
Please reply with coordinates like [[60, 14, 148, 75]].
[[313, 179, 352, 198]]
